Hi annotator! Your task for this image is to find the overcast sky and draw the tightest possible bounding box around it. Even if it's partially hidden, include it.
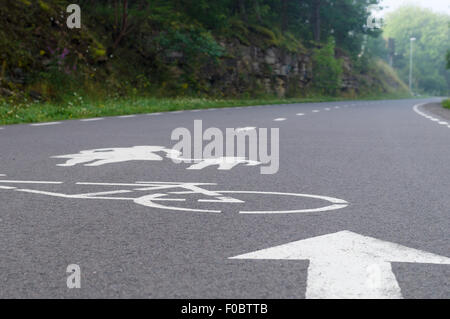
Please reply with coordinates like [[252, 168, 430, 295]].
[[380, 0, 450, 15]]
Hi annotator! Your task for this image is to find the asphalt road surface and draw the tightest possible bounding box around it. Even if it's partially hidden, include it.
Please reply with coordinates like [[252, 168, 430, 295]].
[[0, 98, 449, 299]]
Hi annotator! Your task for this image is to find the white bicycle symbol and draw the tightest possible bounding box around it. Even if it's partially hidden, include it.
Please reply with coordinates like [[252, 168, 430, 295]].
[[0, 179, 348, 214]]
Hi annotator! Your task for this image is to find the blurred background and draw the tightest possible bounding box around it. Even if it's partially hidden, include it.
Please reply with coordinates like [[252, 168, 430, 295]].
[[0, 0, 448, 123]]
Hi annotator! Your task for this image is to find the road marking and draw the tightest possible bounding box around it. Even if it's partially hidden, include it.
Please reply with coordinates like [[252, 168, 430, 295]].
[[220, 191, 348, 214], [0, 180, 63, 184], [236, 127, 256, 133], [230, 230, 450, 299], [0, 179, 348, 215], [118, 115, 136, 118], [413, 103, 450, 129], [52, 146, 261, 171], [334, 106, 340, 109], [53, 146, 179, 167], [0, 127, 4, 130], [0, 186, 16, 190], [324, 108, 331, 111], [274, 118, 286, 122], [296, 113, 305, 116], [80, 118, 104, 122], [190, 109, 201, 112], [312, 110, 319, 113], [170, 111, 183, 114], [30, 122, 61, 126], [147, 113, 161, 116]]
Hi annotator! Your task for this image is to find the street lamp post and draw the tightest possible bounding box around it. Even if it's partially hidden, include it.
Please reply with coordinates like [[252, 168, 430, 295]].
[[409, 37, 416, 95]]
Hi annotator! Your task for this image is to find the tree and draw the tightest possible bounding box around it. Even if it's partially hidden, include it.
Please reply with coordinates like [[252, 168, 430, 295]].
[[447, 51, 450, 70], [384, 6, 450, 95]]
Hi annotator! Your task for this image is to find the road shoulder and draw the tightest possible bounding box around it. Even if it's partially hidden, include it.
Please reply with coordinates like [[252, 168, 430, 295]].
[[422, 102, 450, 121]]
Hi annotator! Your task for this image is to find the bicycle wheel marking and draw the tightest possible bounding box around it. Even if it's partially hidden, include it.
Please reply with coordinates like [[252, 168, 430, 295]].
[[0, 179, 349, 215]]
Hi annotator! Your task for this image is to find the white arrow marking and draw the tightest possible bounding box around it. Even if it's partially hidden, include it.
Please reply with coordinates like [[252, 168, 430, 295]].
[[230, 231, 450, 299]]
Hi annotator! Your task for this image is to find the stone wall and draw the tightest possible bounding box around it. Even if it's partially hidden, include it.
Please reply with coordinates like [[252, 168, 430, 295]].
[[201, 40, 313, 97]]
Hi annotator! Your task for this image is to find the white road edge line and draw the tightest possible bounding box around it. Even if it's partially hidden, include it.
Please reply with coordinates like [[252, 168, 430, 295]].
[[0, 180, 63, 184], [80, 118, 104, 122], [118, 115, 136, 118], [413, 103, 450, 129], [30, 122, 61, 126]]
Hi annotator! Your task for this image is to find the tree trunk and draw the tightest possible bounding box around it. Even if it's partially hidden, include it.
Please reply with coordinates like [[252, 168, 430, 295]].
[[281, 0, 288, 31], [312, 0, 321, 42]]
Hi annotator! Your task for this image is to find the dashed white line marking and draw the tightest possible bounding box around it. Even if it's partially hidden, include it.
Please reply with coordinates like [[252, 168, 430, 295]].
[[118, 115, 136, 118], [312, 110, 320, 113], [334, 106, 340, 109], [296, 113, 305, 116], [31, 122, 61, 127], [413, 103, 450, 129], [236, 127, 257, 133], [325, 108, 331, 111], [0, 127, 4, 130], [0, 180, 63, 184], [0, 186, 16, 190], [274, 118, 287, 122], [80, 118, 104, 122]]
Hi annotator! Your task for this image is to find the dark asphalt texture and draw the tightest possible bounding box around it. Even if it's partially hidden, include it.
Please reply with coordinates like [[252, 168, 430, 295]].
[[0, 98, 449, 298]]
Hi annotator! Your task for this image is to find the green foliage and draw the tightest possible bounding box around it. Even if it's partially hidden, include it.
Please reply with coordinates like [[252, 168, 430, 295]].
[[0, 0, 406, 107], [384, 6, 450, 95], [447, 51, 450, 70], [155, 28, 224, 60], [443, 99, 450, 109], [0, 94, 411, 126], [312, 39, 343, 95]]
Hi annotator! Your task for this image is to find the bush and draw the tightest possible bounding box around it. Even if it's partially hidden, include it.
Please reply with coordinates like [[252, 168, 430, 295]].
[[443, 99, 450, 109], [312, 38, 343, 95]]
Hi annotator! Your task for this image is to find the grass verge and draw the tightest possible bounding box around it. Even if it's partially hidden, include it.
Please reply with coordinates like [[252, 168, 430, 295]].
[[443, 99, 450, 109], [0, 93, 412, 125]]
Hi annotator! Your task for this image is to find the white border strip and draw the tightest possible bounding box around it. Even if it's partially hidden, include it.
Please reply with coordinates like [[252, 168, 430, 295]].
[[30, 122, 61, 127], [413, 103, 450, 129]]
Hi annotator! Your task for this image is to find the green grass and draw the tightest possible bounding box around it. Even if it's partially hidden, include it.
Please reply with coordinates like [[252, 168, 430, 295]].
[[443, 99, 450, 109], [0, 92, 412, 125]]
